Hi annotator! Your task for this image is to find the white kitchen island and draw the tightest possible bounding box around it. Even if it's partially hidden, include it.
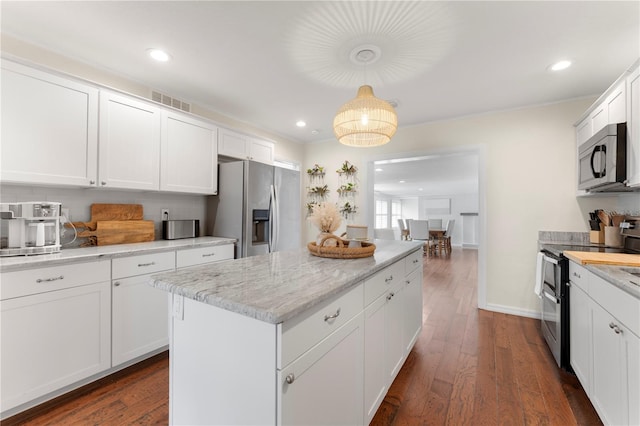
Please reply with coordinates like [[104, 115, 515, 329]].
[[149, 240, 424, 425]]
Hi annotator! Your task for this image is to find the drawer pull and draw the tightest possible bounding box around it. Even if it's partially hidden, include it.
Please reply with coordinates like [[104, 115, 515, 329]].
[[202, 253, 216, 257], [387, 292, 395, 301], [573, 272, 581, 279], [413, 259, 419, 264], [138, 262, 156, 267], [285, 373, 295, 384], [385, 275, 393, 283], [324, 308, 341, 322], [114, 281, 121, 287], [36, 275, 64, 283]]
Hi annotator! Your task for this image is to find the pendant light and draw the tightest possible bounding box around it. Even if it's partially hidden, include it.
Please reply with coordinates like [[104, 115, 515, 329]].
[[333, 48, 398, 147]]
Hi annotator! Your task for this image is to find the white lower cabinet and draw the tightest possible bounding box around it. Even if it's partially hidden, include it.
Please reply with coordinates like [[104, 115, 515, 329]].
[[111, 252, 175, 366], [591, 300, 640, 426], [0, 261, 111, 414], [568, 260, 640, 426], [569, 280, 590, 391], [278, 312, 364, 426]]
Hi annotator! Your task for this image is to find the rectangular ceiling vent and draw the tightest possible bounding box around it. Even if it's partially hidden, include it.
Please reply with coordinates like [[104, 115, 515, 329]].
[[151, 90, 191, 113]]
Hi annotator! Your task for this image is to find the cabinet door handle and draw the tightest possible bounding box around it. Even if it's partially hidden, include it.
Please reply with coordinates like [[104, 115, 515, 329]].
[[573, 272, 581, 279], [413, 259, 419, 264], [609, 322, 622, 334], [324, 308, 341, 322], [101, 181, 107, 186], [114, 281, 121, 287], [285, 373, 295, 384], [36, 275, 64, 283], [387, 292, 395, 301], [138, 262, 156, 267], [89, 180, 96, 185], [385, 275, 393, 283], [406, 280, 411, 284]]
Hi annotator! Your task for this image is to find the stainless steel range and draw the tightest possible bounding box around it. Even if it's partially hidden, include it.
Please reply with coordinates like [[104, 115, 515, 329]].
[[539, 217, 640, 371]]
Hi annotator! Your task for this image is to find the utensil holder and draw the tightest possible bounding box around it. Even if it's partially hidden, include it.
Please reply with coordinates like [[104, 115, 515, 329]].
[[589, 230, 604, 244], [604, 226, 622, 247]]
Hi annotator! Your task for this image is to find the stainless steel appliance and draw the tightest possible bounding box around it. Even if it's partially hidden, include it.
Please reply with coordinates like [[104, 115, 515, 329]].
[[578, 122, 629, 192], [210, 160, 300, 258], [538, 249, 569, 369], [163, 220, 200, 240], [0, 202, 62, 256], [539, 221, 640, 371]]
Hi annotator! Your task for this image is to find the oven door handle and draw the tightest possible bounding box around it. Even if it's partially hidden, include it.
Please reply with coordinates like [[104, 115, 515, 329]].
[[543, 290, 559, 304], [542, 254, 559, 265]]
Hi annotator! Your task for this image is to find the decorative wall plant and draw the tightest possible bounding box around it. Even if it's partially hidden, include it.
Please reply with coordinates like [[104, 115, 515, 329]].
[[339, 201, 357, 219], [336, 160, 357, 176], [308, 184, 329, 197], [337, 182, 357, 196]]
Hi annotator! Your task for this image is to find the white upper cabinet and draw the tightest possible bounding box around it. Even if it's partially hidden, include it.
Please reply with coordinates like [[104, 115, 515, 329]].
[[161, 111, 218, 194], [627, 61, 640, 187], [218, 127, 274, 165], [98, 90, 161, 190], [1, 60, 98, 187]]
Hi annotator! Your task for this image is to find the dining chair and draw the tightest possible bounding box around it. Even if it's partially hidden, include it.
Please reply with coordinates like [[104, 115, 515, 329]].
[[397, 219, 409, 240], [440, 219, 455, 255], [428, 218, 443, 230], [408, 220, 435, 256], [374, 228, 396, 240]]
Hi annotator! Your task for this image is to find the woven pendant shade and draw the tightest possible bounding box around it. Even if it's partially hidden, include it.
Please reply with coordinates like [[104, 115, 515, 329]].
[[333, 85, 398, 147]]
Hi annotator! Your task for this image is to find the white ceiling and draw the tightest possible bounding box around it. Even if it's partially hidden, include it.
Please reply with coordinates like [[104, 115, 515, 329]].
[[1, 1, 638, 147]]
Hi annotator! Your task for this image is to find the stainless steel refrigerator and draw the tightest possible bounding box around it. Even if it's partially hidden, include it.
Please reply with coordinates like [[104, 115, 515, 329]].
[[210, 160, 301, 258]]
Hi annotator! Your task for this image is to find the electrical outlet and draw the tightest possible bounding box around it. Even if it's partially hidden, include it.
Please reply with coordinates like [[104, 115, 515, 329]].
[[161, 209, 170, 221]]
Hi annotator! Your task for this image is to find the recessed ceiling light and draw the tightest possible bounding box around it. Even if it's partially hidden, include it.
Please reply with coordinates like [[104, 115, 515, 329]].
[[399, 180, 406, 183], [296, 120, 307, 128], [148, 49, 171, 62], [375, 168, 383, 172], [550, 60, 571, 71], [311, 129, 319, 135]]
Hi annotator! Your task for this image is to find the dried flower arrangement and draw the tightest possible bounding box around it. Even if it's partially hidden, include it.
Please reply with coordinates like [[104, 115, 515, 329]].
[[308, 202, 342, 233], [305, 201, 317, 214]]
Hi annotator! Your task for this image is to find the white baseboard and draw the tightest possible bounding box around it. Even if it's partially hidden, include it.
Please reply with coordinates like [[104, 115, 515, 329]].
[[484, 303, 541, 319]]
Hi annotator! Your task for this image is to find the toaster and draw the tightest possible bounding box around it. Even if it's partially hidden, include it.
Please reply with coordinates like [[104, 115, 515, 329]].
[[162, 220, 199, 240]]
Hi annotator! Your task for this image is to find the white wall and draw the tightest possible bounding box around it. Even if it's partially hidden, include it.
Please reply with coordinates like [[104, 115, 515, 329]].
[[304, 99, 640, 317]]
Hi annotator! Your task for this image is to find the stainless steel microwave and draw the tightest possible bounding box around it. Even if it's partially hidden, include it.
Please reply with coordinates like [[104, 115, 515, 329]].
[[578, 122, 627, 192]]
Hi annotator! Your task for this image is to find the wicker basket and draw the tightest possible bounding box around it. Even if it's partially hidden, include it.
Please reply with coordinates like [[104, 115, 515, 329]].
[[307, 234, 376, 259]]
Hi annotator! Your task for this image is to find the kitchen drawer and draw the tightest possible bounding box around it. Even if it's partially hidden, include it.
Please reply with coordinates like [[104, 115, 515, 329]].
[[364, 261, 405, 306], [569, 261, 590, 292], [1, 260, 110, 300], [405, 249, 422, 275], [590, 274, 640, 337], [278, 282, 363, 369], [176, 244, 234, 269], [112, 251, 175, 279]]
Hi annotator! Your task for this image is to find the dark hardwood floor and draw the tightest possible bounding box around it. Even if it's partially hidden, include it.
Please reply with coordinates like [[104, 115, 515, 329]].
[[4, 248, 601, 426]]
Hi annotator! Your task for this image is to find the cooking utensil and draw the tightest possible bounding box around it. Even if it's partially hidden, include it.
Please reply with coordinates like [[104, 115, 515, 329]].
[[597, 210, 611, 226]]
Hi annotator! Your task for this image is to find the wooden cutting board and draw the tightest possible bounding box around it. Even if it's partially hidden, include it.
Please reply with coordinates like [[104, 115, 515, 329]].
[[564, 251, 640, 267], [77, 220, 155, 246], [66, 203, 144, 231]]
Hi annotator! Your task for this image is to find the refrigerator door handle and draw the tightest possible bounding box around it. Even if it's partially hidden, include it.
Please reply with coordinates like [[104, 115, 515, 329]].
[[273, 183, 280, 252], [269, 184, 276, 252]]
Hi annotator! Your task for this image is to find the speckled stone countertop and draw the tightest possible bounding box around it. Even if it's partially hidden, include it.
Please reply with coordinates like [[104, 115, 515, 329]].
[[584, 264, 640, 299], [150, 240, 424, 324], [0, 237, 236, 273]]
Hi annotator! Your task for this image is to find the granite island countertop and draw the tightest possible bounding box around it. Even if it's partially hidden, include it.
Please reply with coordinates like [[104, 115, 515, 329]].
[[0, 236, 236, 273], [149, 239, 424, 324]]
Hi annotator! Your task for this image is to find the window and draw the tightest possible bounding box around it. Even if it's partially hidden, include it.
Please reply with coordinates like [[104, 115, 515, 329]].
[[375, 199, 388, 228], [391, 200, 402, 227]]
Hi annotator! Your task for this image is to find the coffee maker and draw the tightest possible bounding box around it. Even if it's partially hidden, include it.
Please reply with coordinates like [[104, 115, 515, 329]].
[[0, 202, 62, 256]]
